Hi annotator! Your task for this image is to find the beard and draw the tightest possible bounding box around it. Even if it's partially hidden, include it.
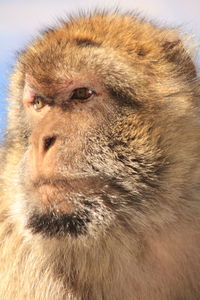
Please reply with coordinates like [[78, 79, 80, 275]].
[[20, 173, 142, 239], [22, 176, 118, 238]]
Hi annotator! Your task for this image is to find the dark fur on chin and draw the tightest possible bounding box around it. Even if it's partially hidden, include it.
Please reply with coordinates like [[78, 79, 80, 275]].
[[26, 209, 91, 237]]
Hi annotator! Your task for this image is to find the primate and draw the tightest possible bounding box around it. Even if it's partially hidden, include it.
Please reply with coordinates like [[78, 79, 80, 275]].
[[0, 11, 200, 300]]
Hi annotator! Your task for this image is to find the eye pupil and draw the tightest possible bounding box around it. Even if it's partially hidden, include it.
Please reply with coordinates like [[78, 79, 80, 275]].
[[71, 88, 94, 100]]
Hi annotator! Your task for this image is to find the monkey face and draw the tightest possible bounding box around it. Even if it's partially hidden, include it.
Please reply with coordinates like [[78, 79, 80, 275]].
[[19, 56, 146, 238], [20, 69, 119, 237], [13, 14, 199, 239]]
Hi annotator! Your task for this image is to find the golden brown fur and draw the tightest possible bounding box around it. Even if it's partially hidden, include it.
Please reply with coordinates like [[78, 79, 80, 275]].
[[1, 12, 200, 299]]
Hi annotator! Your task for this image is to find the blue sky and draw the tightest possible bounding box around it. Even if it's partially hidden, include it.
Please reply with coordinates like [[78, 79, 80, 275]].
[[1, 0, 200, 139]]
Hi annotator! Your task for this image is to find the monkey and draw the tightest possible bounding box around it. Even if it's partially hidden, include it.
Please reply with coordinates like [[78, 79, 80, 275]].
[[0, 11, 200, 300]]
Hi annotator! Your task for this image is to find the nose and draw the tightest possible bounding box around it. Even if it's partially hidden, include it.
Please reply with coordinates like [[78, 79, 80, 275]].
[[29, 131, 59, 178]]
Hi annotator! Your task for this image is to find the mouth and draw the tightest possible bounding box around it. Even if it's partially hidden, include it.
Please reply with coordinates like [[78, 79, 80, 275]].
[[23, 175, 134, 238], [29, 176, 103, 212], [25, 176, 110, 237]]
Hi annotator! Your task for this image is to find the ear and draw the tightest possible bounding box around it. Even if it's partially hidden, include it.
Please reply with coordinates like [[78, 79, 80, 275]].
[[162, 31, 197, 78]]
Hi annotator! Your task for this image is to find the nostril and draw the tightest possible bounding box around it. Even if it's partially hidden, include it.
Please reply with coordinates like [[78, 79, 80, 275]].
[[43, 135, 56, 152]]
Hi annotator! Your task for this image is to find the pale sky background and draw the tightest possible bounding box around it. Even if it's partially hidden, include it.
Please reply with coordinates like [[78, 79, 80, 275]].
[[0, 0, 200, 139]]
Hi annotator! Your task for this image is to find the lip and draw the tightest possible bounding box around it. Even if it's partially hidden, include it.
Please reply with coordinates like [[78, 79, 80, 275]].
[[29, 176, 103, 213], [31, 177, 90, 196], [31, 175, 104, 191], [32, 178, 70, 189], [33, 181, 74, 213]]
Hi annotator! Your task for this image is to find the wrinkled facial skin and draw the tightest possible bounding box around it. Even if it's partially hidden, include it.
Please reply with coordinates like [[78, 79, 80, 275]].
[[14, 14, 199, 239]]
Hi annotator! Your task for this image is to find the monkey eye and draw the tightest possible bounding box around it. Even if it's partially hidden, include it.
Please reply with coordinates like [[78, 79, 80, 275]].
[[32, 96, 46, 111], [70, 88, 95, 101]]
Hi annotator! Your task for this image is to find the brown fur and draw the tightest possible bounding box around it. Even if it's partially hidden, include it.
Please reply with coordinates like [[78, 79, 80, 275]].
[[1, 11, 200, 299]]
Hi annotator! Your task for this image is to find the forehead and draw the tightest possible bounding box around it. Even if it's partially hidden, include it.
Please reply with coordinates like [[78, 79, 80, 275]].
[[19, 13, 163, 78], [18, 13, 179, 108]]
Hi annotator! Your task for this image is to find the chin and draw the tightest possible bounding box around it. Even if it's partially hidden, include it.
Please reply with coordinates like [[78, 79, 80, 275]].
[[16, 175, 130, 239], [22, 187, 114, 239], [26, 206, 92, 238]]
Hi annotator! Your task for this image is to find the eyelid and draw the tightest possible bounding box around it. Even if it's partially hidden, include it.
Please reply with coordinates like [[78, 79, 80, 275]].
[[23, 82, 46, 107], [32, 95, 45, 102], [23, 83, 36, 105], [70, 87, 96, 100]]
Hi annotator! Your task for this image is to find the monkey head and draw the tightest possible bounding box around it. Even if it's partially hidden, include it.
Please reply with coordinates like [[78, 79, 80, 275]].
[[8, 13, 200, 240]]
